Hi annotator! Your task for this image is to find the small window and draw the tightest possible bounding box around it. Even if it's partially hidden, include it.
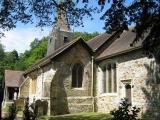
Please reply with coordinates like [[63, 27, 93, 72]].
[[64, 36, 68, 43], [125, 84, 132, 104], [49, 38, 52, 43], [72, 63, 84, 88]]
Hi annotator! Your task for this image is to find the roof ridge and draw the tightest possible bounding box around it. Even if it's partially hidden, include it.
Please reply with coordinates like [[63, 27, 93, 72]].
[[24, 37, 86, 74], [28, 37, 82, 68]]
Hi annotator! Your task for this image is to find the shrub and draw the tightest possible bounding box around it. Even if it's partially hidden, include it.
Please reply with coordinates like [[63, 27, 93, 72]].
[[111, 98, 140, 120], [23, 98, 37, 120], [8, 101, 18, 120]]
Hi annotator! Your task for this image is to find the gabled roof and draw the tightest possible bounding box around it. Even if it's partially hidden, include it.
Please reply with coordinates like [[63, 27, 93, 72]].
[[87, 32, 114, 51], [24, 37, 92, 75], [96, 30, 142, 61], [5, 70, 24, 87]]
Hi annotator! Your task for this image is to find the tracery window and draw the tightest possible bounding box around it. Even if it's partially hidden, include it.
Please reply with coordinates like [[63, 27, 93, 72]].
[[102, 63, 117, 93], [72, 63, 84, 88]]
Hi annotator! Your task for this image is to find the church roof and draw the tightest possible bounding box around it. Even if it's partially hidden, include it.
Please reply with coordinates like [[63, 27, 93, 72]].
[[5, 70, 24, 87], [24, 29, 143, 75], [24, 37, 92, 75], [87, 32, 114, 51], [96, 30, 142, 61]]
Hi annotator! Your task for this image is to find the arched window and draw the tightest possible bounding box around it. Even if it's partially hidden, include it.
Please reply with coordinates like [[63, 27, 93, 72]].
[[72, 63, 84, 88]]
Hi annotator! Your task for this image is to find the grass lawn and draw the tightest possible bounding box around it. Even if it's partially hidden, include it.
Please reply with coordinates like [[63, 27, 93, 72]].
[[39, 112, 112, 120]]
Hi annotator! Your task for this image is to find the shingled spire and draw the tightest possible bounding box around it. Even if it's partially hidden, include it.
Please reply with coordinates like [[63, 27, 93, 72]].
[[46, 0, 73, 56]]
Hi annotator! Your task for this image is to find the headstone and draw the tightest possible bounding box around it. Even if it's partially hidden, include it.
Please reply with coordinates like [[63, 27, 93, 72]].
[[15, 98, 25, 111], [14, 92, 17, 100]]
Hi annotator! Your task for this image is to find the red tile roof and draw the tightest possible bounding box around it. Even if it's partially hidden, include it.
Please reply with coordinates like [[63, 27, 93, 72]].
[[5, 70, 24, 87], [96, 30, 142, 60]]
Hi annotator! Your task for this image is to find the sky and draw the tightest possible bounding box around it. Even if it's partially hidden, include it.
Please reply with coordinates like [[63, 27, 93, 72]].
[[0, 1, 108, 54], [0, 13, 105, 54]]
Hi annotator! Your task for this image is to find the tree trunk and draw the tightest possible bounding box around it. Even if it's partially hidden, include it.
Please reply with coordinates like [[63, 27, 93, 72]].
[[0, 102, 2, 119], [0, 87, 4, 120]]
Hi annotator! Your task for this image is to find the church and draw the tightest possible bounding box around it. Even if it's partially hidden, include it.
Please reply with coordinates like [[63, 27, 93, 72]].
[[19, 6, 160, 119]]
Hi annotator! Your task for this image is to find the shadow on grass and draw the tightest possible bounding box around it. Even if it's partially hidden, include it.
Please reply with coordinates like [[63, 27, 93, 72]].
[[40, 113, 112, 120]]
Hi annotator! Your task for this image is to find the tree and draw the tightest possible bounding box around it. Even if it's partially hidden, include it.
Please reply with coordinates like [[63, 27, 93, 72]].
[[14, 32, 99, 70], [4, 50, 19, 69], [74, 32, 99, 41], [0, 0, 160, 62], [0, 43, 5, 85], [16, 37, 48, 69], [0, 43, 5, 61], [30, 38, 40, 49], [0, 0, 95, 37], [0, 43, 4, 120], [98, 0, 160, 63]]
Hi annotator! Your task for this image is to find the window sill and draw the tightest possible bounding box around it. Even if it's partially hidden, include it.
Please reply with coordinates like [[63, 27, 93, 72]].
[[100, 93, 118, 97]]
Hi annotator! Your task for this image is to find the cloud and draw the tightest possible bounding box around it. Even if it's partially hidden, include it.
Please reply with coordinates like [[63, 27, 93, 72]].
[[0, 15, 104, 54], [0, 27, 50, 54]]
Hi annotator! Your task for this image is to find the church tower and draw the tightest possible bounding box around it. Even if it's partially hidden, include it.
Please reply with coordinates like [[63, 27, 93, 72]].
[[46, 0, 74, 56]]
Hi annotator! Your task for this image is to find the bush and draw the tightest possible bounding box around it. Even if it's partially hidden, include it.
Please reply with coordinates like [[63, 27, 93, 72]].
[[23, 98, 37, 120], [111, 98, 140, 120], [4, 101, 19, 120]]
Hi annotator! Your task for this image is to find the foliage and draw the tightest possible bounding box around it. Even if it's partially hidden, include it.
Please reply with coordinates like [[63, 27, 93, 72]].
[[22, 37, 48, 68], [30, 38, 40, 49], [2, 102, 19, 120], [0, 43, 20, 87], [0, 31, 98, 86], [7, 102, 18, 120], [1, 0, 160, 62], [14, 32, 99, 70], [110, 98, 140, 120], [0, 0, 96, 37], [98, 0, 160, 63], [74, 32, 99, 41], [10, 37, 48, 70], [39, 112, 112, 120], [4, 50, 19, 69], [23, 98, 37, 120], [0, 43, 5, 61]]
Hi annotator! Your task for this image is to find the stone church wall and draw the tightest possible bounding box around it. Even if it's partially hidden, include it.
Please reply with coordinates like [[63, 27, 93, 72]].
[[96, 49, 160, 119], [50, 43, 93, 115], [23, 43, 94, 115], [19, 77, 30, 98]]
